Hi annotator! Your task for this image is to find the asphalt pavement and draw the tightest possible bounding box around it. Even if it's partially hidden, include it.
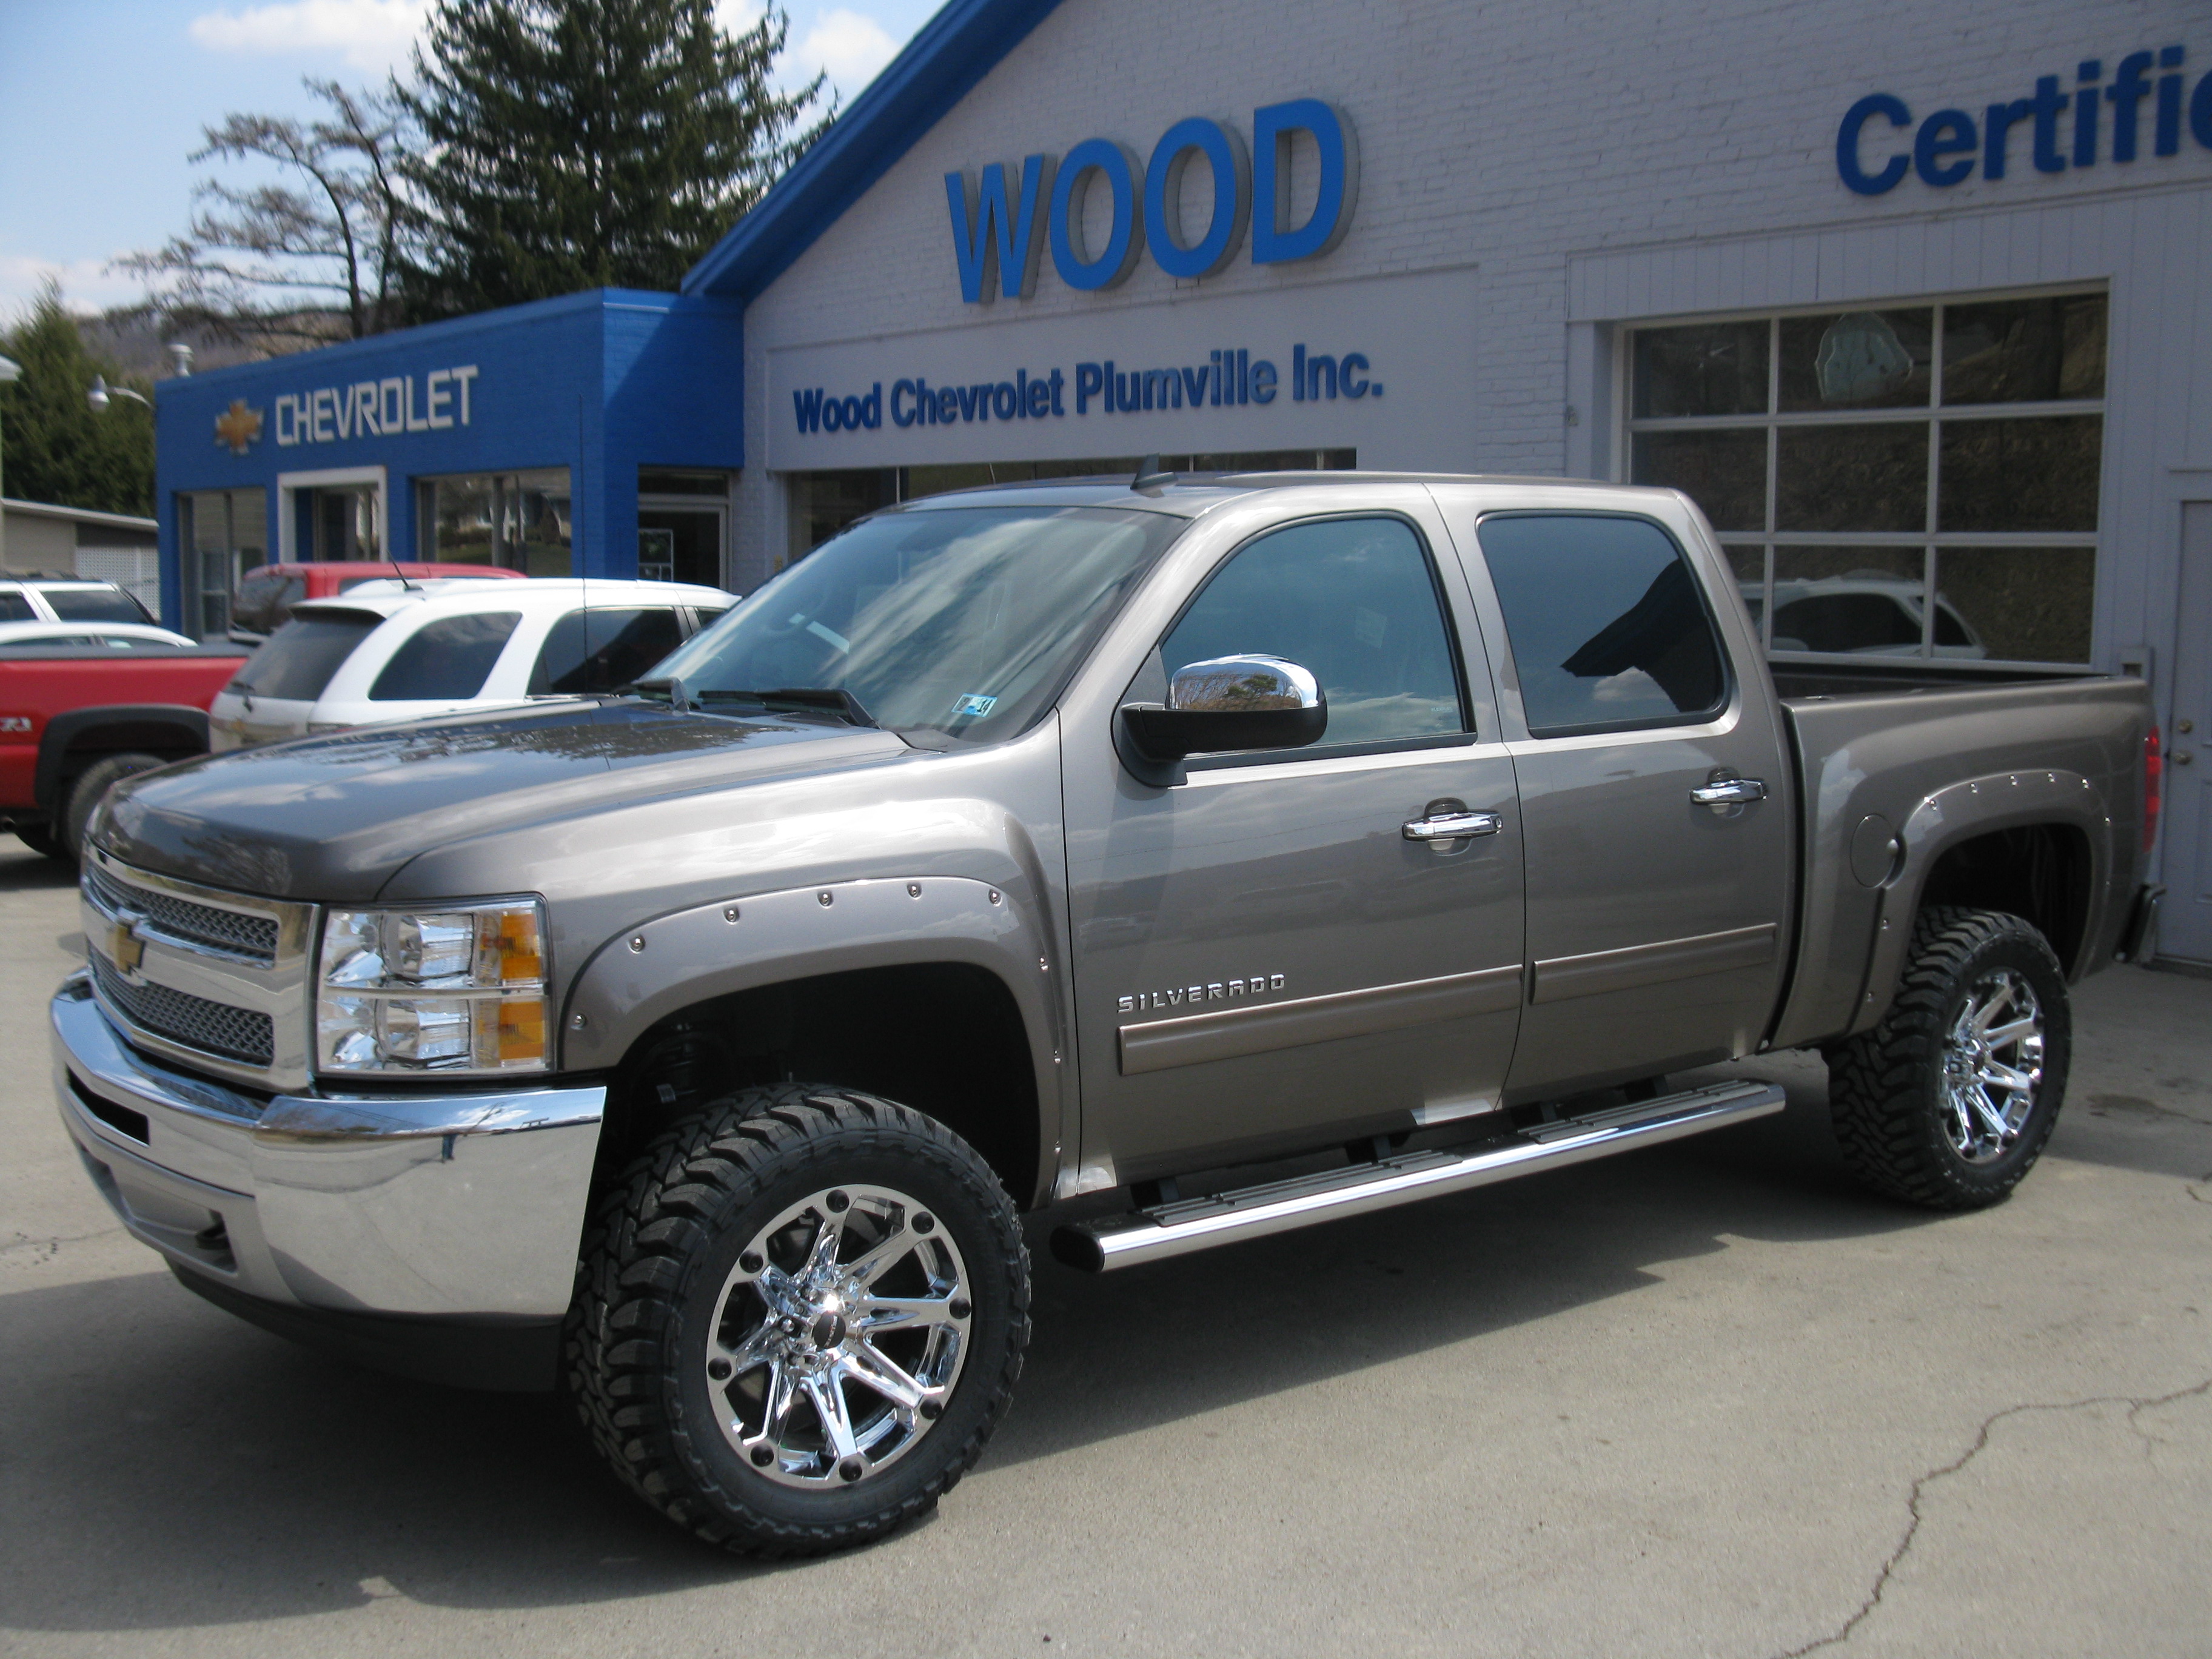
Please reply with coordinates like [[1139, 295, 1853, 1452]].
[[2, 840, 2207, 1657]]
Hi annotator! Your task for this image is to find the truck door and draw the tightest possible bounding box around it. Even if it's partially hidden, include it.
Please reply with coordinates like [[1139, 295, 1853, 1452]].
[[1449, 506, 1794, 1094], [1064, 508, 1526, 1185]]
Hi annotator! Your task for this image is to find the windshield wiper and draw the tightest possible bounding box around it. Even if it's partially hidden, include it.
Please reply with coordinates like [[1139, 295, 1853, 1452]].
[[628, 680, 877, 728]]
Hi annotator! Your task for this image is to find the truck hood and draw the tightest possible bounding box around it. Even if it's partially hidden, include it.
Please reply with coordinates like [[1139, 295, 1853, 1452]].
[[95, 700, 908, 901]]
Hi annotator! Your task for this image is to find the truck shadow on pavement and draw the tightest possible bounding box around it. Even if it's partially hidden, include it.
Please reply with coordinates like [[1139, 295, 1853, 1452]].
[[0, 1068, 1969, 1628], [0, 850, 79, 892]]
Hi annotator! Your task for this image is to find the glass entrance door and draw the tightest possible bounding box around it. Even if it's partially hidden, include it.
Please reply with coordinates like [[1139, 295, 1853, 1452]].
[[310, 484, 381, 560], [637, 507, 726, 589]]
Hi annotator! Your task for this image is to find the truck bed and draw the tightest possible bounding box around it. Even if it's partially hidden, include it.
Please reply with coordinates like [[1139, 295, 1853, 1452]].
[[1766, 662, 2148, 1053]]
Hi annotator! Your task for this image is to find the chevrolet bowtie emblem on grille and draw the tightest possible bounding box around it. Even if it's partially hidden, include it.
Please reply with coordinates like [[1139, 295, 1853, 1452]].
[[104, 911, 147, 978]]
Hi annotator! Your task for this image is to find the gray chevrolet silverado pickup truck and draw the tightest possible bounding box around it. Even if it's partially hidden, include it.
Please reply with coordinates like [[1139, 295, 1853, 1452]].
[[54, 472, 2160, 1555]]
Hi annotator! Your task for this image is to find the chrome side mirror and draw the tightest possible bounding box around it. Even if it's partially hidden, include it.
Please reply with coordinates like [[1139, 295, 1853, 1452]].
[[1168, 654, 1322, 717], [1120, 654, 1329, 782]]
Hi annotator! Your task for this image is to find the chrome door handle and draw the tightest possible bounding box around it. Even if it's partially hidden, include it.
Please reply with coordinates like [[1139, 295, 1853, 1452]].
[[1691, 777, 1768, 805], [1403, 811, 1504, 840]]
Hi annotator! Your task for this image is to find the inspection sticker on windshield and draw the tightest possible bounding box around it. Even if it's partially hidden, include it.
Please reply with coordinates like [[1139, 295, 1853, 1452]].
[[952, 693, 997, 719]]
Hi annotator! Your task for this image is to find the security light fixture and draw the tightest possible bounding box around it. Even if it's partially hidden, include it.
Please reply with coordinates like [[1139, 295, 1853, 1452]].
[[87, 374, 150, 414]]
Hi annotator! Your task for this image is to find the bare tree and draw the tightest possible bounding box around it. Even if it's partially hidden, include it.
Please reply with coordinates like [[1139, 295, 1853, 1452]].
[[117, 79, 413, 350]]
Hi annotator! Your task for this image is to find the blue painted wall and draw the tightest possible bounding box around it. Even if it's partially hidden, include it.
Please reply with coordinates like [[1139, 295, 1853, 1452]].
[[153, 288, 743, 629]]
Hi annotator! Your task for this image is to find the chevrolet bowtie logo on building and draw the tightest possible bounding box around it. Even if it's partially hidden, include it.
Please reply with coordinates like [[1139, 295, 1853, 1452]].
[[102, 912, 147, 979], [214, 400, 264, 455]]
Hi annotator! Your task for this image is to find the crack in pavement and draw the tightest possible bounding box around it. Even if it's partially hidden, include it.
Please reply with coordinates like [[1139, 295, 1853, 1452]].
[[2083, 1093, 2212, 1129], [1772, 1375, 2212, 1658]]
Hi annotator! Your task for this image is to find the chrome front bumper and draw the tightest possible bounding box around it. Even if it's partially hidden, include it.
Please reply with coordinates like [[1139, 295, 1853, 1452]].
[[52, 972, 605, 1322]]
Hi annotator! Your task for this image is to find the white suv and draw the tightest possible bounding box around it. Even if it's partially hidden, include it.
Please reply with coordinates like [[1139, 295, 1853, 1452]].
[[0, 576, 159, 627], [208, 578, 736, 751]]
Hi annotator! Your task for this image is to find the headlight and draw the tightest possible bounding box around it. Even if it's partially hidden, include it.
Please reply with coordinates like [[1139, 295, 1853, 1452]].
[[317, 901, 550, 1074]]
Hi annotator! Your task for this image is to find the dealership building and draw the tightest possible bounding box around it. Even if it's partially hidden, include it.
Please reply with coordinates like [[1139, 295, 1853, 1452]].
[[152, 0, 2212, 951]]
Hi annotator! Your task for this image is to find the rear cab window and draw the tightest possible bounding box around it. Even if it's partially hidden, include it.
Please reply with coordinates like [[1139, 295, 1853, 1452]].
[[369, 611, 523, 701], [529, 608, 686, 695], [229, 613, 380, 702], [1474, 513, 1729, 736]]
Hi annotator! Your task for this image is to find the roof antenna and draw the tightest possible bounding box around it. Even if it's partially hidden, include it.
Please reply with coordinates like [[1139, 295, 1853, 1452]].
[[1131, 454, 1173, 493]]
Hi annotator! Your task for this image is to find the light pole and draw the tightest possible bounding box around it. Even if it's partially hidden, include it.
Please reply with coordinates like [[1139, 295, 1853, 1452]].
[[0, 352, 19, 573]]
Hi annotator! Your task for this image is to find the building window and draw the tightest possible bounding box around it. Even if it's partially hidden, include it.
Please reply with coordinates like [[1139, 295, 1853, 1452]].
[[177, 488, 268, 640], [1625, 291, 2105, 666], [784, 450, 1357, 571], [416, 468, 571, 575]]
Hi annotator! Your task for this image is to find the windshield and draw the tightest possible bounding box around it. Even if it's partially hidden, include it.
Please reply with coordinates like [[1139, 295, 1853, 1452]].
[[645, 504, 1184, 742], [228, 613, 378, 701]]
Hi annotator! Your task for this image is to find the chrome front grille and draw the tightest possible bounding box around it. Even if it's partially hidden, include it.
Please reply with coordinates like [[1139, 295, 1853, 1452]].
[[80, 849, 315, 1090], [84, 862, 279, 961], [90, 953, 275, 1064]]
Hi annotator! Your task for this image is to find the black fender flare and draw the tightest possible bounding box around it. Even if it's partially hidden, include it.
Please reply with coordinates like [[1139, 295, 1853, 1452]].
[[35, 705, 210, 812], [1849, 768, 2108, 1034]]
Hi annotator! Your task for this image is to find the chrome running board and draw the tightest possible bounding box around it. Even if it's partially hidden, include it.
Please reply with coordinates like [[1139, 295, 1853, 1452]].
[[1050, 1079, 1786, 1273]]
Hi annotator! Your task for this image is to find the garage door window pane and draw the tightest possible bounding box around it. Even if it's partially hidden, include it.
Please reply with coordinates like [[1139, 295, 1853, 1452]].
[[1942, 295, 2106, 404], [1937, 416, 2100, 532], [1631, 429, 1766, 532], [369, 612, 521, 701], [1770, 547, 1927, 654], [1630, 323, 1769, 418], [1778, 310, 1932, 412], [1775, 424, 1927, 532], [1478, 514, 1726, 735], [1932, 548, 2094, 664]]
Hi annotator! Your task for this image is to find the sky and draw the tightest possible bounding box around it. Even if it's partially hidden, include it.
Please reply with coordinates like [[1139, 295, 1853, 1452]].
[[0, 0, 939, 320]]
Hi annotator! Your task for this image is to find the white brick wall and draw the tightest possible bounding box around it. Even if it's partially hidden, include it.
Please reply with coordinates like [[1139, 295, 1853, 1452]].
[[734, 0, 2212, 694]]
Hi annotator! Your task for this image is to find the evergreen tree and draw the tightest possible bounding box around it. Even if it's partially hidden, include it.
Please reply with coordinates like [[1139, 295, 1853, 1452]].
[[0, 286, 154, 519], [396, 0, 828, 317]]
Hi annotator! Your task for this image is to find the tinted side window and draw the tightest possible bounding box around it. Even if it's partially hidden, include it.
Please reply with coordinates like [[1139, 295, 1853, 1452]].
[[0, 592, 33, 621], [369, 611, 522, 701], [230, 615, 378, 701], [47, 587, 149, 624], [1161, 517, 1466, 748], [1476, 514, 1726, 736], [529, 608, 686, 695]]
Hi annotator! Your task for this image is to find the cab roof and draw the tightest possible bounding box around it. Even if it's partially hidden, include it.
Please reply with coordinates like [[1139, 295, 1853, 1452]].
[[883, 469, 1683, 517]]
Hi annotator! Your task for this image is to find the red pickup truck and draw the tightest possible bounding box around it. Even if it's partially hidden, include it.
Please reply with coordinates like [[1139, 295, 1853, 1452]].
[[1, 645, 247, 860]]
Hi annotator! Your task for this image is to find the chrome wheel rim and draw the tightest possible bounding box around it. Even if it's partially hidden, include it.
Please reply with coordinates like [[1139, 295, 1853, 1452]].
[[706, 1183, 971, 1489], [1940, 969, 2045, 1164]]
